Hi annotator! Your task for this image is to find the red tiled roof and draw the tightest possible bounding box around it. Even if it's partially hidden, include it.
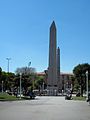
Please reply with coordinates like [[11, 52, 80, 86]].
[[37, 72, 73, 76]]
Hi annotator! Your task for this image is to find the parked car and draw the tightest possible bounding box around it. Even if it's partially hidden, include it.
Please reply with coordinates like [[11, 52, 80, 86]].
[[65, 89, 72, 100], [29, 91, 36, 99], [65, 93, 72, 100]]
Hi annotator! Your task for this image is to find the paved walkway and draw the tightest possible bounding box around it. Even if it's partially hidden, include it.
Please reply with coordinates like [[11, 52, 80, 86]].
[[0, 96, 90, 120]]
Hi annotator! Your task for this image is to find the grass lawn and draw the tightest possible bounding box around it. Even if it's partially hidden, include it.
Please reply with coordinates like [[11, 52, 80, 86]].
[[72, 96, 86, 101], [0, 92, 19, 101], [0, 92, 35, 101]]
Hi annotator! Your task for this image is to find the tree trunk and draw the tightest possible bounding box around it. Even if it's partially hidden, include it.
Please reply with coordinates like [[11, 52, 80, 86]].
[[80, 84, 83, 97]]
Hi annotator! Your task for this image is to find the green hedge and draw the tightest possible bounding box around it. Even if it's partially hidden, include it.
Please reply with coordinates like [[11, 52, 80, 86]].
[[0, 92, 18, 101], [72, 96, 86, 101]]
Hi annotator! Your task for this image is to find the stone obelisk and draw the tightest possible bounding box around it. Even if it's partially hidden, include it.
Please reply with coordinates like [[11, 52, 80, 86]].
[[47, 21, 58, 95], [57, 47, 62, 92]]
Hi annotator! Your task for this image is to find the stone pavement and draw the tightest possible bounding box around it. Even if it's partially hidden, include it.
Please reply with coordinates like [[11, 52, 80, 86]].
[[0, 96, 90, 120]]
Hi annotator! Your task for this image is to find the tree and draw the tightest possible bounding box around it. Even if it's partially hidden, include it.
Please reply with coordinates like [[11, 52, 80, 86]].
[[15, 67, 36, 75], [0, 67, 2, 91], [6, 72, 15, 91], [0, 69, 15, 92], [35, 76, 44, 90], [73, 63, 90, 96], [0, 67, 2, 76], [15, 67, 37, 94]]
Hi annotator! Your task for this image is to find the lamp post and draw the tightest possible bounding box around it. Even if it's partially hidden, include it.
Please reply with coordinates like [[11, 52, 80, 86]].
[[28, 61, 31, 74], [42, 82, 44, 94], [86, 71, 88, 100], [20, 73, 22, 99], [6, 58, 11, 73], [28, 61, 31, 68]]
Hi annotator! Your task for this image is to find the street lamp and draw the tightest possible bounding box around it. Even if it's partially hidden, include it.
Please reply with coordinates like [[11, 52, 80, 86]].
[[86, 71, 88, 100], [28, 61, 31, 74], [20, 73, 22, 99], [42, 82, 44, 94], [28, 61, 31, 68], [6, 58, 11, 73]]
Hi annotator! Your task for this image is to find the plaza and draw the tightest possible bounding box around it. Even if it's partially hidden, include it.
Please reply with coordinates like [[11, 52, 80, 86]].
[[0, 96, 90, 120]]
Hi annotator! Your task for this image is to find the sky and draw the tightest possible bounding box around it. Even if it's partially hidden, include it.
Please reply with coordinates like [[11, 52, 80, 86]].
[[0, 0, 90, 73]]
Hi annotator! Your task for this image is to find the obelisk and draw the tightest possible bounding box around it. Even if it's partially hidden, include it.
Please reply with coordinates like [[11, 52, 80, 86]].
[[47, 21, 58, 95], [57, 47, 62, 92]]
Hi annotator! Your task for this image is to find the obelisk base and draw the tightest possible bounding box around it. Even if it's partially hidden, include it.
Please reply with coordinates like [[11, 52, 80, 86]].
[[47, 86, 58, 96]]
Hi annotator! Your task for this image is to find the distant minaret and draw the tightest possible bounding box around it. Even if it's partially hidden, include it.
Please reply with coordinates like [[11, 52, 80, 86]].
[[47, 21, 58, 95]]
